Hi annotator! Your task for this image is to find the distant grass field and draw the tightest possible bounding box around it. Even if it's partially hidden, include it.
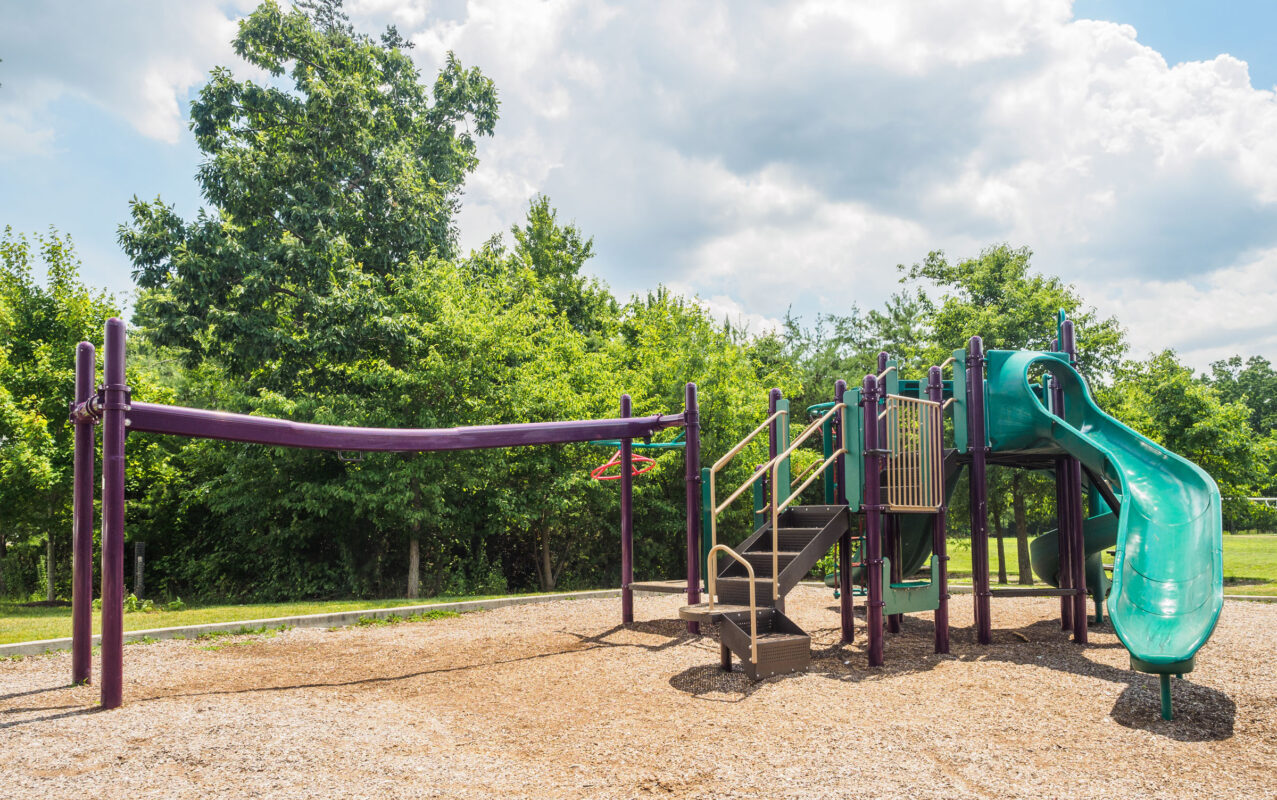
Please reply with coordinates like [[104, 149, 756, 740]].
[[943, 533, 1277, 596], [0, 592, 556, 646]]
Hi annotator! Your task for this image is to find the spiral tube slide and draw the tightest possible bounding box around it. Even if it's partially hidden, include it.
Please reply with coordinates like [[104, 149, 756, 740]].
[[984, 350, 1223, 674]]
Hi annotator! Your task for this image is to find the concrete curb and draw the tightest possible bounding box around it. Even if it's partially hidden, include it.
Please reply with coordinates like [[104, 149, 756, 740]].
[[0, 589, 622, 658]]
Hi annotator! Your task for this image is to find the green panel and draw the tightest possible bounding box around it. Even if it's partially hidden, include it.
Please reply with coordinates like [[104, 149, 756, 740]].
[[774, 397, 791, 506], [880, 556, 941, 615], [845, 388, 864, 510], [952, 349, 968, 453], [885, 359, 900, 397]]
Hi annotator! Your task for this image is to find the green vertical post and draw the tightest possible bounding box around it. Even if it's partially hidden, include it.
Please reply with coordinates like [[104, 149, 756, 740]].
[[1160, 674, 1173, 720], [951, 349, 968, 453], [845, 388, 864, 511]]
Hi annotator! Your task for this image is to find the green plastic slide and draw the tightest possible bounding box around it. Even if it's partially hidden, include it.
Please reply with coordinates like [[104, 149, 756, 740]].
[[984, 350, 1223, 675]]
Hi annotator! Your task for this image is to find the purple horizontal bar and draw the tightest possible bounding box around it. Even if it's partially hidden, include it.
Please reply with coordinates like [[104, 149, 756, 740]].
[[125, 401, 684, 452]]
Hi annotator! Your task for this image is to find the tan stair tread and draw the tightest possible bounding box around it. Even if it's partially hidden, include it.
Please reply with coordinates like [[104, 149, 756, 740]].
[[678, 603, 768, 622]]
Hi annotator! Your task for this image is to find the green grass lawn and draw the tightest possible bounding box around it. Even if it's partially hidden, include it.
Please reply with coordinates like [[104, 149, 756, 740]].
[[0, 592, 555, 646], [942, 533, 1277, 596]]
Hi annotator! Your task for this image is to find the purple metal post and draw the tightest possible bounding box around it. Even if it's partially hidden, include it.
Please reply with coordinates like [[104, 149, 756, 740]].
[[878, 352, 902, 634], [684, 383, 701, 634], [71, 341, 96, 685], [967, 336, 992, 645], [834, 379, 854, 643], [927, 366, 951, 654], [100, 318, 127, 709], [620, 394, 634, 624], [1062, 321, 1088, 644], [767, 387, 783, 613], [1051, 337, 1072, 630], [862, 374, 885, 666]]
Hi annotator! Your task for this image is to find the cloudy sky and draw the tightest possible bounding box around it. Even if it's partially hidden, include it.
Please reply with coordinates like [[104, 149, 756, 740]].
[[2, 0, 1275, 369]]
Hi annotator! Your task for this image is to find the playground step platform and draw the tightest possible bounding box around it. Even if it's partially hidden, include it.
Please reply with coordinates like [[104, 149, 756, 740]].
[[699, 504, 851, 681], [679, 602, 757, 623], [719, 607, 811, 680]]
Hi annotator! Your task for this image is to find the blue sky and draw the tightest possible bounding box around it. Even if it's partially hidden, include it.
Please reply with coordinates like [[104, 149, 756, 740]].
[[2, 1, 1276, 369]]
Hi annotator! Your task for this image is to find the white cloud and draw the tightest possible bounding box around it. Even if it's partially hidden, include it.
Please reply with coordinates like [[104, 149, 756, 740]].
[[4, 0, 1275, 371], [0, 1, 250, 149]]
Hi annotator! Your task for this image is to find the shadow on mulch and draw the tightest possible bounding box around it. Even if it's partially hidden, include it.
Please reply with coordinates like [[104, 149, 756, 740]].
[[669, 613, 1236, 742]]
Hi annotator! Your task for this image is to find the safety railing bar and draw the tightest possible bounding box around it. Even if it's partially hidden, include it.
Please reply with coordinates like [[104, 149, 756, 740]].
[[876, 365, 897, 382], [711, 410, 786, 473], [776, 403, 844, 462], [939, 356, 957, 371], [715, 462, 774, 515], [789, 457, 823, 488], [776, 448, 847, 515], [706, 544, 758, 663]]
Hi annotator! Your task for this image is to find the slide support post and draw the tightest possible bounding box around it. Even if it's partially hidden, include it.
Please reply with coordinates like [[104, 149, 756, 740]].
[[928, 366, 951, 654], [620, 394, 634, 624], [1062, 320, 1089, 644], [100, 318, 127, 709], [862, 374, 885, 666], [1160, 674, 1173, 720], [834, 379, 854, 643], [684, 383, 701, 634], [71, 341, 96, 686], [967, 337, 992, 645]]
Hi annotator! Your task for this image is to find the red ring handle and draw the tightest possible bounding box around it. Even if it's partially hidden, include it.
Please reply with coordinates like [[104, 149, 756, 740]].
[[590, 450, 656, 481]]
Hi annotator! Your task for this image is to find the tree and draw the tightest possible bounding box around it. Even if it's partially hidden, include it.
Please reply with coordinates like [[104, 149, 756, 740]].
[[121, 0, 498, 387], [901, 243, 1127, 577], [118, 1, 501, 600], [0, 228, 118, 599], [1102, 351, 1272, 523], [1208, 355, 1277, 436]]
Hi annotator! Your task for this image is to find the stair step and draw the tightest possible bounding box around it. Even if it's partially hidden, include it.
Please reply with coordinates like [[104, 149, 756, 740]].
[[718, 607, 812, 680], [723, 551, 801, 578], [678, 603, 756, 623], [715, 577, 778, 606], [753, 527, 823, 551]]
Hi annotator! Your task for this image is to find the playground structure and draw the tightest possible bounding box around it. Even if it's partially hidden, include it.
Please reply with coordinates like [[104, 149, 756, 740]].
[[666, 311, 1222, 720], [67, 312, 1223, 720]]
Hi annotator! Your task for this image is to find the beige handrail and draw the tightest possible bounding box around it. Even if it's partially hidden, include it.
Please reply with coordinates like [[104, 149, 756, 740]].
[[707, 544, 758, 663], [768, 403, 847, 594], [708, 409, 788, 572]]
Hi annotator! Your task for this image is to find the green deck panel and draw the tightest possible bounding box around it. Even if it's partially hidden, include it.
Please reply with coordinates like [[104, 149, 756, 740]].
[[984, 349, 1223, 674], [845, 387, 864, 511], [952, 349, 968, 453], [880, 555, 941, 615]]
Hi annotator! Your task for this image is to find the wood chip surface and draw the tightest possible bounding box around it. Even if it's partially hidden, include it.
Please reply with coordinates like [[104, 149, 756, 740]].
[[1, 588, 1273, 799]]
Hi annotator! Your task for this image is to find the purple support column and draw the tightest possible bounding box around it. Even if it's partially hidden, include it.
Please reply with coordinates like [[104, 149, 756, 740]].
[[967, 336, 992, 645], [862, 374, 885, 666], [767, 387, 783, 613], [928, 366, 951, 654], [878, 352, 903, 634], [71, 341, 96, 685], [1051, 337, 1072, 630], [835, 379, 854, 643], [620, 394, 634, 624], [1062, 321, 1089, 644], [100, 318, 127, 709], [684, 383, 701, 634]]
